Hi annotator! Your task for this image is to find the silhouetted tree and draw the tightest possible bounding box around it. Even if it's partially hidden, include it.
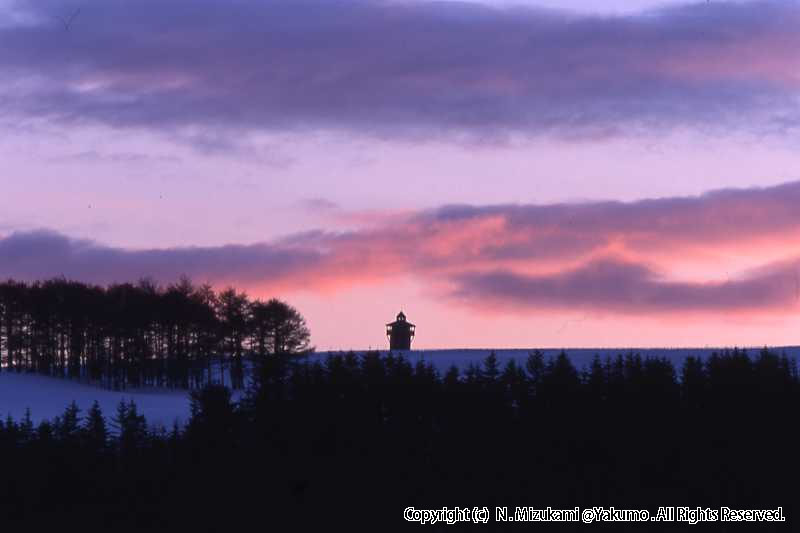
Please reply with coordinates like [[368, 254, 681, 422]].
[[187, 384, 238, 448], [2, 348, 800, 528], [0, 277, 312, 393], [83, 400, 108, 452], [112, 400, 147, 458], [216, 287, 249, 389], [55, 401, 81, 444], [249, 298, 311, 357]]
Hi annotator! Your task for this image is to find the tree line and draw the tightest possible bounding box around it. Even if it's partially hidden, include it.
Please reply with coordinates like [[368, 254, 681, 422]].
[[1, 347, 797, 530], [0, 278, 311, 390]]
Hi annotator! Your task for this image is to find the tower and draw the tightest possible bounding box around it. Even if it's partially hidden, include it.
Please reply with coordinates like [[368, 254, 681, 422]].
[[386, 311, 415, 350]]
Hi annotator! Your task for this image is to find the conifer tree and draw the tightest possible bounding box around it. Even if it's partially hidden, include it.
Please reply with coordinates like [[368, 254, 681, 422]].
[[482, 350, 500, 383], [57, 400, 81, 443], [83, 400, 108, 451], [112, 399, 147, 456], [36, 420, 54, 443], [19, 408, 34, 444], [526, 350, 545, 395]]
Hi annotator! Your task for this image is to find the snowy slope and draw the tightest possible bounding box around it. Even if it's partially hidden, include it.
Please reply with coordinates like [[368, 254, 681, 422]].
[[306, 346, 800, 374], [0, 372, 191, 428], [3, 346, 799, 426]]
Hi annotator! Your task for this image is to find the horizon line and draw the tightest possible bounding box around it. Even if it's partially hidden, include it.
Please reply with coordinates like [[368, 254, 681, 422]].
[[315, 344, 800, 353]]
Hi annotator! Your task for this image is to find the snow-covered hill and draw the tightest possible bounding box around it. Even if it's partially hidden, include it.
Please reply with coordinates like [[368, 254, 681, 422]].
[[307, 346, 800, 374], [0, 372, 191, 428], [4, 346, 798, 426]]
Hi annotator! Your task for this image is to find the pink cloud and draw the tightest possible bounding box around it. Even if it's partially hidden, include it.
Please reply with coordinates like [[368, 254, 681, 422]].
[[4, 181, 800, 317]]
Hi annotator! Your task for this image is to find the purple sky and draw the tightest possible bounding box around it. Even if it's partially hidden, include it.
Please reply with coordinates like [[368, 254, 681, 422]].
[[3, 0, 800, 348]]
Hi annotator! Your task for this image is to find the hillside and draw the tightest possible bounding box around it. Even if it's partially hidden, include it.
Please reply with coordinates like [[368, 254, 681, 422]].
[[0, 372, 191, 428]]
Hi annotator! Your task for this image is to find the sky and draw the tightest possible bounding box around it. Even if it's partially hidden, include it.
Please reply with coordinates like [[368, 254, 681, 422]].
[[3, 0, 800, 349]]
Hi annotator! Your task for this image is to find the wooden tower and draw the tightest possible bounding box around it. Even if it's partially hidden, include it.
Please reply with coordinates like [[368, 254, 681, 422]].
[[386, 311, 415, 350]]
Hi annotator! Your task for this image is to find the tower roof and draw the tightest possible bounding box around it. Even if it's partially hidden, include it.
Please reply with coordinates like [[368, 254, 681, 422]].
[[386, 310, 415, 327]]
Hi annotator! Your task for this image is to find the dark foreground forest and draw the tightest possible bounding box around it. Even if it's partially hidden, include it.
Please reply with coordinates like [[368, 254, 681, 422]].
[[1, 345, 797, 530]]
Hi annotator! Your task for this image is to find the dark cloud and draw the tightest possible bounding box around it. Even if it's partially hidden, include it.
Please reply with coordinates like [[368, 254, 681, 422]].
[[451, 258, 798, 313], [0, 229, 322, 286], [1, 0, 798, 145]]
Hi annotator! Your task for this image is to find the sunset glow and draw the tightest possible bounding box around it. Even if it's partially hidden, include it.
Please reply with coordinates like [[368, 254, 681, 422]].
[[3, 0, 800, 348]]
